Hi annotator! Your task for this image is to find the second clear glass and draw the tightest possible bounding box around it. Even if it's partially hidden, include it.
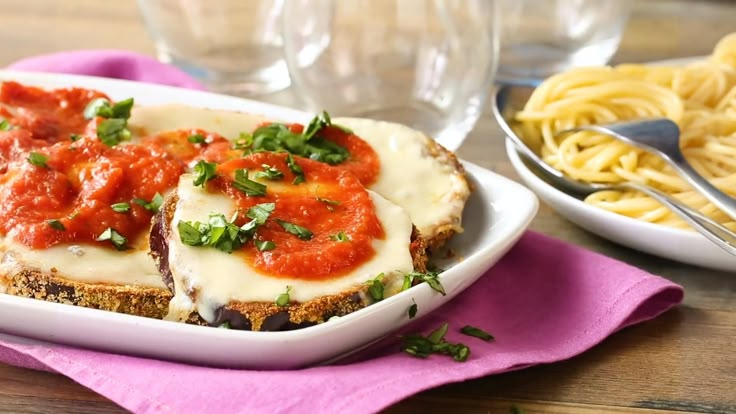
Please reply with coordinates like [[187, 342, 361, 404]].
[[281, 0, 498, 150]]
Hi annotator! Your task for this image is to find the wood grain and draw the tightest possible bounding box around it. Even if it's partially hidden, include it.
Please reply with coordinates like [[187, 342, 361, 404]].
[[1, 0, 736, 413]]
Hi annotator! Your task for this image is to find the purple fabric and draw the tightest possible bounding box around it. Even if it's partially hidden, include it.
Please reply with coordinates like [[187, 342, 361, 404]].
[[0, 51, 684, 414], [7, 50, 205, 90]]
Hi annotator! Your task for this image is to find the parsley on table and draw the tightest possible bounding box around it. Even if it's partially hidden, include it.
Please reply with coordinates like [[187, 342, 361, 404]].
[[460, 325, 495, 341], [400, 323, 470, 362]]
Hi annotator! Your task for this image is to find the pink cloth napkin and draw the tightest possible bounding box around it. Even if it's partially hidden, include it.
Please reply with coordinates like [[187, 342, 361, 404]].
[[2, 51, 684, 414]]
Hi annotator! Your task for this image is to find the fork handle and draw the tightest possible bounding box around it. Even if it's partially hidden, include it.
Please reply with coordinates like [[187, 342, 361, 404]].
[[630, 182, 736, 256], [665, 150, 736, 222]]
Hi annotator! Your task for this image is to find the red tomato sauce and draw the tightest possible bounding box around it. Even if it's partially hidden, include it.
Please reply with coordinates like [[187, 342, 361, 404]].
[[0, 81, 107, 142], [212, 152, 384, 280], [139, 128, 240, 165], [0, 135, 183, 249]]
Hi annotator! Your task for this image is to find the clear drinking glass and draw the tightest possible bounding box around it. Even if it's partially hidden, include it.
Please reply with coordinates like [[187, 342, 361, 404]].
[[136, 0, 290, 96], [281, 0, 499, 150], [497, 0, 630, 83]]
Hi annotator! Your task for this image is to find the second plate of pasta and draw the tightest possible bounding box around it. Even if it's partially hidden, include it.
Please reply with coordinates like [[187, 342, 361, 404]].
[[501, 34, 736, 272]]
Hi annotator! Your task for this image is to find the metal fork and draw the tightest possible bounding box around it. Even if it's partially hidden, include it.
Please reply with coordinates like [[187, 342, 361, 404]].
[[492, 86, 736, 256]]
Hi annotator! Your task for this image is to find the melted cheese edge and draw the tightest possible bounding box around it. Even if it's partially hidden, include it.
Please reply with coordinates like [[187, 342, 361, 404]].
[[0, 238, 166, 289], [334, 117, 470, 239], [166, 175, 415, 323], [128, 104, 269, 138]]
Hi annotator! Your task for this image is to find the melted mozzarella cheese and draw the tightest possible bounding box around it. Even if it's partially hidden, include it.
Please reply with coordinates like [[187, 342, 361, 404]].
[[334, 117, 470, 239], [128, 104, 269, 138], [166, 174, 415, 323], [0, 238, 166, 289]]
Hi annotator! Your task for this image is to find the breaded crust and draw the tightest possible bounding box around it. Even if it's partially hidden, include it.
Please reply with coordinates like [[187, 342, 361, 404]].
[[422, 137, 470, 252], [4, 268, 171, 319], [151, 191, 429, 331]]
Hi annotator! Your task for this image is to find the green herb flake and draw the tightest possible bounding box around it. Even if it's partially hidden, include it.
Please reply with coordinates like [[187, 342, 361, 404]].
[[400, 322, 470, 362], [316, 196, 341, 212], [96, 227, 128, 250], [69, 133, 82, 142], [510, 405, 527, 414], [366, 272, 384, 301], [246, 202, 275, 225], [408, 300, 418, 319], [178, 220, 203, 246], [111, 202, 131, 213], [255, 240, 276, 251], [401, 271, 446, 295], [285, 153, 305, 184], [218, 321, 231, 329], [330, 231, 350, 242], [27, 152, 48, 168], [132, 193, 164, 213], [460, 325, 495, 341], [46, 219, 65, 231], [233, 169, 267, 196], [276, 219, 313, 240], [192, 160, 218, 187], [275, 285, 292, 307], [0, 119, 11, 131], [232, 132, 253, 150], [84, 97, 134, 120], [96, 118, 131, 147], [188, 133, 206, 144], [253, 164, 284, 181]]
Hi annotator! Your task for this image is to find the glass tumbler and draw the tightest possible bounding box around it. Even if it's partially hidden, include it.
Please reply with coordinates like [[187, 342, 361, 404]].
[[136, 0, 290, 96], [497, 0, 630, 83], [281, 0, 499, 150]]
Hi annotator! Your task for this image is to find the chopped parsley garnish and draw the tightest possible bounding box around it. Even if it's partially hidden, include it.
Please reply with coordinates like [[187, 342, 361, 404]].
[[275, 219, 313, 240], [316, 196, 340, 211], [27, 152, 48, 168], [408, 299, 418, 319], [96, 227, 128, 250], [253, 164, 284, 180], [0, 120, 11, 131], [97, 118, 131, 146], [193, 160, 218, 187], [365, 273, 384, 301], [111, 202, 131, 213], [330, 231, 350, 242], [233, 169, 267, 196], [83, 97, 134, 120], [246, 202, 275, 225], [46, 219, 65, 231], [235, 111, 350, 167], [69, 133, 82, 142], [178, 203, 274, 253], [255, 240, 276, 251], [401, 271, 446, 295], [132, 193, 163, 213], [84, 97, 134, 147], [460, 325, 495, 341], [187, 133, 206, 144], [276, 286, 292, 307], [400, 323, 470, 362], [285, 153, 305, 184]]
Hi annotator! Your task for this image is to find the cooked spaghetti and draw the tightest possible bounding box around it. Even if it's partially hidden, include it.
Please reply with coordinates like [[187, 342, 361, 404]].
[[513, 33, 736, 230]]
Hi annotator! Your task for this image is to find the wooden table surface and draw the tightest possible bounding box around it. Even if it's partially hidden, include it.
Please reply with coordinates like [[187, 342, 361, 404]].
[[1, 1, 736, 413]]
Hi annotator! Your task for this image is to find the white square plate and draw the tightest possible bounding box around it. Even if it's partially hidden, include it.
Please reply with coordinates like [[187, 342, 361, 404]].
[[0, 71, 538, 368]]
